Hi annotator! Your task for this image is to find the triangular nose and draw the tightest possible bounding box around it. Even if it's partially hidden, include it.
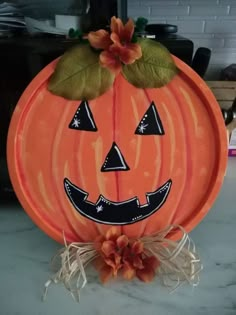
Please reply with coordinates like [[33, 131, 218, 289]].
[[101, 142, 130, 172]]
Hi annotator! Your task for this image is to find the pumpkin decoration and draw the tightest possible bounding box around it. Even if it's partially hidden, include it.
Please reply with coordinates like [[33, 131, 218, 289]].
[[7, 17, 227, 294], [7, 55, 227, 243]]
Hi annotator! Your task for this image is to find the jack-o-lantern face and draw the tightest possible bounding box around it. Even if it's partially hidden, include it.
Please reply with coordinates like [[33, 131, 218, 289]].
[[64, 100, 172, 225], [7, 57, 227, 243]]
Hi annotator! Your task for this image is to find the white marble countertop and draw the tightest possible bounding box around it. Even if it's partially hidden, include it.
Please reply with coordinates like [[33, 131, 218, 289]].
[[1, 158, 236, 315]]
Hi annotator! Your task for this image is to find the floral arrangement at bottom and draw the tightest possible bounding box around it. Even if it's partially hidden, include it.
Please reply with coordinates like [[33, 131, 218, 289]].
[[43, 225, 202, 302], [94, 227, 159, 283]]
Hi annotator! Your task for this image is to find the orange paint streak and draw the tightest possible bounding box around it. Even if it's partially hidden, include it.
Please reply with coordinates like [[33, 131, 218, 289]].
[[51, 101, 83, 240], [170, 75, 217, 225], [17, 86, 75, 242], [37, 171, 54, 213], [161, 102, 176, 173], [143, 82, 187, 235], [130, 96, 142, 170]]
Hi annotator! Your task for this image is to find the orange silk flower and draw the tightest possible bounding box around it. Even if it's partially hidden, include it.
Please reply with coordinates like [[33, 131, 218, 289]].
[[88, 17, 142, 74], [94, 227, 159, 283]]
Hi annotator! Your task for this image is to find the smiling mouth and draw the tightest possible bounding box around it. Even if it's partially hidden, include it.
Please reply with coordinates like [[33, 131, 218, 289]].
[[64, 178, 172, 225]]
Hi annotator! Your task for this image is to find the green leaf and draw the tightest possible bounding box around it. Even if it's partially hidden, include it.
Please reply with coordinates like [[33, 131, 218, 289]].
[[131, 32, 138, 43], [68, 28, 75, 38], [75, 29, 83, 38], [122, 38, 179, 88], [135, 17, 148, 32], [48, 44, 115, 100]]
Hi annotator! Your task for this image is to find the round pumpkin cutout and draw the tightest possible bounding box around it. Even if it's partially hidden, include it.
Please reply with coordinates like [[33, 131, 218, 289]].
[[7, 56, 227, 244]]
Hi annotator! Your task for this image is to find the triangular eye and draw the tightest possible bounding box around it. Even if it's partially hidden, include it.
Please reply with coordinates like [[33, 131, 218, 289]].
[[135, 101, 165, 135], [101, 142, 130, 172], [69, 100, 97, 131]]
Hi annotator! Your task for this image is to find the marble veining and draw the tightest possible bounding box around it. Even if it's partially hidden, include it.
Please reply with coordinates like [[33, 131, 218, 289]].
[[0, 159, 236, 315]]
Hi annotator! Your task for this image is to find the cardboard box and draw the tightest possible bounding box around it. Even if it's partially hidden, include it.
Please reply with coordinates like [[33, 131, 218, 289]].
[[229, 128, 236, 156], [207, 81, 236, 157]]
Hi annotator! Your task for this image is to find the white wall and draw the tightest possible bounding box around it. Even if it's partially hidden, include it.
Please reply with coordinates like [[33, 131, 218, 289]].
[[128, 0, 236, 79]]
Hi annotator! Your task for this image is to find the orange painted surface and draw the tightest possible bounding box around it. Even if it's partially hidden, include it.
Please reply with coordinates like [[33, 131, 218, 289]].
[[7, 56, 228, 244]]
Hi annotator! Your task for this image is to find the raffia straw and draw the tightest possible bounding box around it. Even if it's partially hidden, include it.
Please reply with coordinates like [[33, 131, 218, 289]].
[[42, 232, 99, 302], [141, 225, 202, 292], [43, 225, 202, 301]]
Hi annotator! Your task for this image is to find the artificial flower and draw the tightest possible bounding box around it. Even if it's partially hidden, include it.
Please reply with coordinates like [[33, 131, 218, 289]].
[[87, 29, 112, 50], [94, 227, 159, 283], [110, 16, 134, 43], [94, 227, 128, 281], [99, 49, 122, 74], [122, 240, 159, 282], [88, 16, 142, 74]]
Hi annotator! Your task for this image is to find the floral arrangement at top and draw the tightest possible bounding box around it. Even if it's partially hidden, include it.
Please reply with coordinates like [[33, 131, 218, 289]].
[[88, 17, 142, 74], [48, 16, 179, 101]]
